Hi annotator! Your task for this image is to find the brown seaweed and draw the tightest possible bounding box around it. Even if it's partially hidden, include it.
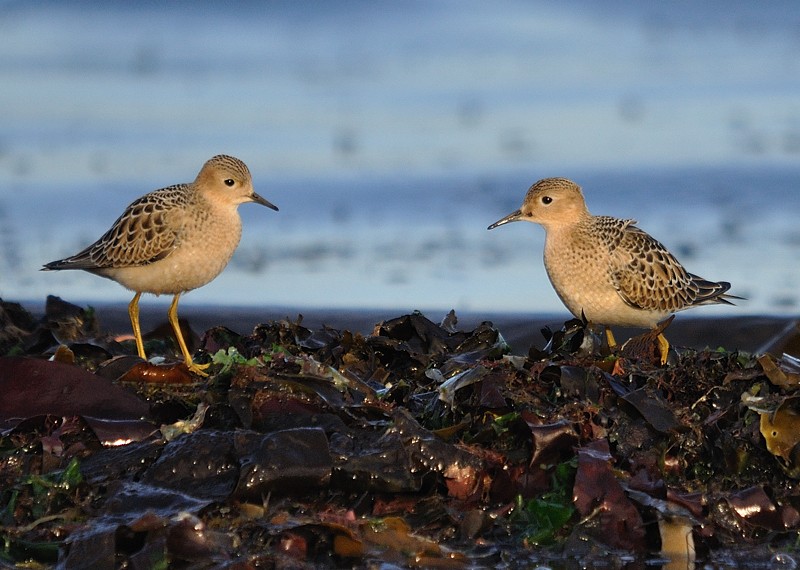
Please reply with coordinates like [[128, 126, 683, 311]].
[[1, 298, 800, 567]]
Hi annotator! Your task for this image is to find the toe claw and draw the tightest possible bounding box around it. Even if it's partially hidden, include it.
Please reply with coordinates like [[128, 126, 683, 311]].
[[185, 360, 210, 377]]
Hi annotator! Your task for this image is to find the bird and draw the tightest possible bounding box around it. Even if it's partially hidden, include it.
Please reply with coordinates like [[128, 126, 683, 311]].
[[487, 177, 739, 363], [42, 154, 277, 376]]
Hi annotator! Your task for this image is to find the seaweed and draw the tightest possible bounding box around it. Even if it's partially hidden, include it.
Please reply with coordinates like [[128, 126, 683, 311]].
[[1, 297, 799, 567]]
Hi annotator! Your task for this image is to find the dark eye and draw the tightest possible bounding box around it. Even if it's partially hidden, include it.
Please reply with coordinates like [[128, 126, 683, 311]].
[[542, 196, 553, 205], [224, 178, 235, 187]]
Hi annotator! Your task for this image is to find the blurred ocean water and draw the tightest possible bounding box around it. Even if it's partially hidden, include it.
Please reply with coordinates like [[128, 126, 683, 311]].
[[1, 0, 799, 316]]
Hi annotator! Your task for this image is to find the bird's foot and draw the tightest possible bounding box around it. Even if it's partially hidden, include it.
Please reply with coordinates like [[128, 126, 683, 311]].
[[657, 334, 670, 366], [604, 327, 618, 350], [618, 317, 675, 366], [184, 360, 210, 377]]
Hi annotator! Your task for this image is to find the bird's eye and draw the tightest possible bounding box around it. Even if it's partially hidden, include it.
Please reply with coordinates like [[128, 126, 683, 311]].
[[542, 196, 553, 205], [224, 178, 235, 187]]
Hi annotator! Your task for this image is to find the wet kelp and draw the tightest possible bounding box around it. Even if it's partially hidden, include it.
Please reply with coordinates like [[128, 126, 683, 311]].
[[1, 297, 800, 568]]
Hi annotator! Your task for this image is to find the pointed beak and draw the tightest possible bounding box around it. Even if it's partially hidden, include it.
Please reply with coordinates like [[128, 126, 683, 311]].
[[487, 209, 522, 230], [251, 191, 279, 211]]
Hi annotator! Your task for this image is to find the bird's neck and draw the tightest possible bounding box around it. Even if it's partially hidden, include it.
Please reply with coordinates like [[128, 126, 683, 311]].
[[541, 218, 583, 239]]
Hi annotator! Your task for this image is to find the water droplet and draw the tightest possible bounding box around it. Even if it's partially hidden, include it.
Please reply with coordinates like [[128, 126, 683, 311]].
[[772, 553, 798, 570]]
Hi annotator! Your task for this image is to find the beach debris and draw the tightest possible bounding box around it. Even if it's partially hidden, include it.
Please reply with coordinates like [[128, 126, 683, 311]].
[[0, 298, 37, 355], [0, 357, 151, 430], [0, 298, 799, 567], [759, 353, 800, 388], [757, 400, 800, 475]]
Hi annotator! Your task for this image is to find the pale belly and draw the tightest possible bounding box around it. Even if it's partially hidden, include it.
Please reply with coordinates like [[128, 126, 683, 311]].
[[99, 247, 234, 295], [96, 212, 242, 295], [543, 246, 670, 329]]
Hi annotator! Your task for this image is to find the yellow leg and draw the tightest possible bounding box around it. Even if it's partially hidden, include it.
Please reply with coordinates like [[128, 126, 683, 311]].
[[128, 292, 146, 359], [167, 293, 209, 376], [657, 333, 670, 365], [605, 327, 617, 349]]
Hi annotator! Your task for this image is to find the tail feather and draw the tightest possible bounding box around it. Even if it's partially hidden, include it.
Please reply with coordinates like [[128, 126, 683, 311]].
[[42, 255, 95, 271], [690, 276, 744, 306]]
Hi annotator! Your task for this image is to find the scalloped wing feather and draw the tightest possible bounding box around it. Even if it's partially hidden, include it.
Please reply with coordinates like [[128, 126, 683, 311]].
[[602, 219, 705, 312], [47, 186, 188, 270]]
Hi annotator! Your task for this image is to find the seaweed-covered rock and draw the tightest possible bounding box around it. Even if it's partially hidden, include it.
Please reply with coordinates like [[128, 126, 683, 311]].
[[2, 299, 800, 568]]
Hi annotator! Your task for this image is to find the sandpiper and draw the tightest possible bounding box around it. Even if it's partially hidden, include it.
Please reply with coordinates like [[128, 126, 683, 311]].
[[43, 154, 278, 375], [488, 177, 738, 362]]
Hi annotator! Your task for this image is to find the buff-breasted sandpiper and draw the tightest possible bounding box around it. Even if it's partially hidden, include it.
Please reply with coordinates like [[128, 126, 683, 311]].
[[43, 154, 277, 375], [488, 177, 739, 362]]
